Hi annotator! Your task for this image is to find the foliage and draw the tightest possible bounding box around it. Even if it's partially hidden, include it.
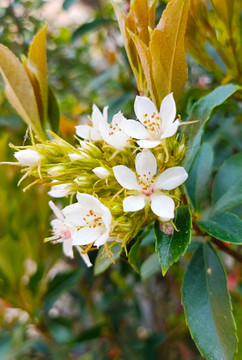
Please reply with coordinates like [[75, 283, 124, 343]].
[[0, 1, 241, 359]]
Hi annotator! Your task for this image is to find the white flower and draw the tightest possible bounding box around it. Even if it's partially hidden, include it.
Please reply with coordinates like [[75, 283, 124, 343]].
[[92, 167, 111, 179], [63, 192, 112, 247], [49, 201, 92, 267], [113, 151, 188, 221], [99, 111, 130, 149], [120, 93, 180, 148], [14, 149, 42, 166], [48, 183, 72, 198], [75, 104, 107, 141], [68, 153, 83, 161]]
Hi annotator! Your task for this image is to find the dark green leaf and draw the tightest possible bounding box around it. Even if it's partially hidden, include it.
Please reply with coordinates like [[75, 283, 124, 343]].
[[211, 153, 242, 215], [72, 19, 114, 42], [184, 84, 241, 172], [155, 206, 192, 275], [197, 213, 242, 244], [128, 240, 141, 273], [182, 243, 237, 360], [185, 142, 213, 211], [140, 253, 161, 281], [47, 85, 60, 134], [94, 243, 122, 276]]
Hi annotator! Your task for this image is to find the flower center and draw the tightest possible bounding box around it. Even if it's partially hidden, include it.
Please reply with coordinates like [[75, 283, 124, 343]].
[[142, 112, 161, 134], [138, 173, 155, 196], [82, 209, 103, 228], [108, 122, 122, 136], [52, 225, 72, 243]]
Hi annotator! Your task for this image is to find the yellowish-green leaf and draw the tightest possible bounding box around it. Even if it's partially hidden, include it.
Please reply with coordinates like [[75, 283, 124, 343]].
[[28, 25, 48, 124], [211, 0, 235, 27], [149, 0, 190, 104], [0, 44, 46, 139]]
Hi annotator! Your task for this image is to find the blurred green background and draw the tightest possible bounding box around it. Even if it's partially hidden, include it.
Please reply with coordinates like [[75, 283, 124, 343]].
[[0, 1, 241, 359]]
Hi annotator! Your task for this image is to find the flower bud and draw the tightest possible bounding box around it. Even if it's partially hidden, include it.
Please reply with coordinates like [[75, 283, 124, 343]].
[[14, 149, 42, 166]]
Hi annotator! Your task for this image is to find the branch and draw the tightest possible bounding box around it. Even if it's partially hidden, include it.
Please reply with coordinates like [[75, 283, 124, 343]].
[[211, 238, 242, 264]]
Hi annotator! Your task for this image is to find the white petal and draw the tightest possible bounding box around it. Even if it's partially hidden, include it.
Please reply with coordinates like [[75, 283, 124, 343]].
[[120, 119, 148, 139], [134, 96, 157, 124], [135, 151, 157, 178], [99, 204, 112, 228], [150, 194, 175, 219], [92, 167, 111, 179], [75, 247, 92, 267], [62, 203, 88, 226], [76, 193, 104, 214], [159, 93, 176, 128], [137, 139, 161, 148], [73, 226, 102, 246], [91, 104, 106, 127], [68, 153, 83, 161], [113, 165, 139, 190], [75, 125, 102, 141], [111, 111, 126, 126], [49, 201, 64, 220], [94, 230, 110, 247], [160, 119, 179, 139], [123, 195, 145, 212], [99, 121, 129, 149], [14, 149, 41, 166], [154, 166, 188, 190], [62, 239, 74, 258], [48, 184, 70, 198]]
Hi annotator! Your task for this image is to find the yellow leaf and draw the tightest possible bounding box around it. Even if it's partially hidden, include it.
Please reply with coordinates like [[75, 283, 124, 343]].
[[0, 44, 46, 139], [150, 0, 190, 104], [210, 0, 235, 27], [27, 25, 48, 124], [128, 30, 158, 104]]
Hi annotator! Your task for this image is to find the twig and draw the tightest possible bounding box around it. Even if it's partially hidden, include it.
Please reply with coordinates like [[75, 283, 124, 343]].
[[211, 238, 242, 263]]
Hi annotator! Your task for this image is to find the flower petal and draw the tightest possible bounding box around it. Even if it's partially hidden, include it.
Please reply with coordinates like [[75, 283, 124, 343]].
[[120, 119, 148, 139], [75, 247, 92, 267], [135, 150, 157, 178], [92, 167, 111, 179], [49, 200, 64, 220], [62, 239, 74, 258], [14, 149, 42, 166], [75, 124, 102, 141], [62, 203, 88, 226], [94, 230, 110, 247], [91, 104, 107, 127], [76, 193, 104, 214], [159, 93, 176, 128], [48, 183, 71, 198], [150, 194, 175, 219], [123, 195, 145, 212], [72, 226, 101, 246], [113, 165, 139, 190], [154, 166, 188, 190], [160, 119, 179, 139], [137, 139, 161, 148], [134, 96, 157, 124], [99, 120, 129, 149]]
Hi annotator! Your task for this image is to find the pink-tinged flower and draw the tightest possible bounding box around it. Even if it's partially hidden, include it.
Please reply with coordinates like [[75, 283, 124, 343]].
[[49, 201, 92, 267], [75, 104, 108, 141], [120, 93, 179, 148], [113, 151, 188, 221], [14, 149, 42, 166], [63, 193, 112, 247]]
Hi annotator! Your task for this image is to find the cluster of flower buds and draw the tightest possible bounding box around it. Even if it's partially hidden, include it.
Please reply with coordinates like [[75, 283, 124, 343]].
[[13, 93, 188, 266]]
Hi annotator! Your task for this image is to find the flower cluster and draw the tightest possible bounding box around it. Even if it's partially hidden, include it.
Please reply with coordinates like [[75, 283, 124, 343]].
[[13, 94, 188, 266]]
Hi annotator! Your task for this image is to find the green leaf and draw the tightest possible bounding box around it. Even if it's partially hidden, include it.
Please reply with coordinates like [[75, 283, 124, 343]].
[[211, 153, 242, 215], [47, 85, 60, 133], [182, 243, 237, 360], [140, 253, 161, 281], [72, 19, 114, 42], [197, 213, 242, 244], [185, 142, 214, 211], [184, 84, 241, 172], [44, 270, 81, 308], [94, 243, 122, 276], [128, 240, 141, 273], [155, 206, 192, 275]]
